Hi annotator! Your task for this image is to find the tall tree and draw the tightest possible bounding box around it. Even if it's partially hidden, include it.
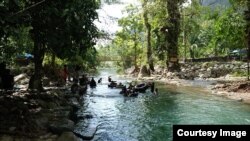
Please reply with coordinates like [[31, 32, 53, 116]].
[[165, 0, 184, 72], [2, 0, 100, 91], [118, 5, 143, 70], [142, 0, 154, 71], [246, 0, 250, 80], [246, 0, 250, 60]]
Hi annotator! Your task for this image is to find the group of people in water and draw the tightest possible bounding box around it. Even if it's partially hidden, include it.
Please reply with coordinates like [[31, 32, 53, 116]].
[[107, 76, 158, 97], [62, 65, 97, 87], [63, 65, 158, 96]]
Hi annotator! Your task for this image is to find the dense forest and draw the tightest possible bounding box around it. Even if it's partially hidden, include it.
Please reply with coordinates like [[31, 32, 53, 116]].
[[98, 0, 250, 73], [0, 0, 100, 90], [0, 0, 250, 90]]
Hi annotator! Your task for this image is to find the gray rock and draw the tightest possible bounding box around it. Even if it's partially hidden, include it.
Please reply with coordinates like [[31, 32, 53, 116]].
[[9, 126, 16, 132], [207, 67, 212, 71], [219, 65, 224, 69], [14, 73, 28, 83], [181, 68, 186, 72], [68, 98, 80, 108], [39, 133, 53, 139], [200, 68, 206, 72], [57, 132, 81, 141], [73, 125, 97, 140], [49, 119, 75, 134], [214, 84, 226, 89], [43, 77, 50, 86]]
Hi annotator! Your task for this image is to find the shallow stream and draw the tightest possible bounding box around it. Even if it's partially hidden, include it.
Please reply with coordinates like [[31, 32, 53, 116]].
[[77, 68, 250, 141]]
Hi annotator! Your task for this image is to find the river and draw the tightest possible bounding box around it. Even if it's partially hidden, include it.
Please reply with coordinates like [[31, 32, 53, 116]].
[[76, 68, 250, 141]]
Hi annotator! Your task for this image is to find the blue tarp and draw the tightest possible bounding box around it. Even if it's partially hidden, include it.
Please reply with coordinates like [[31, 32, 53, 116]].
[[17, 53, 34, 59], [24, 53, 33, 58]]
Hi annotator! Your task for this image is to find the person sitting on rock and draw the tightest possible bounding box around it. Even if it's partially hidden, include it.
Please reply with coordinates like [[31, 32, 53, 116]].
[[89, 77, 97, 88]]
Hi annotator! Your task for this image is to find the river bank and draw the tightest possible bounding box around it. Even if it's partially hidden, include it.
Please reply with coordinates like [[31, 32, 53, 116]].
[[123, 62, 250, 104], [135, 75, 250, 104], [0, 86, 84, 141]]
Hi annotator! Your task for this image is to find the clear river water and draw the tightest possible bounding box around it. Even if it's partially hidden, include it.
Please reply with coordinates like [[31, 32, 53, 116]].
[[76, 68, 250, 141]]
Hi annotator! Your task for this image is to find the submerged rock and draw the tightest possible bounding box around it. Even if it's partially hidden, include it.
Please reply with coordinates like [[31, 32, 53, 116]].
[[73, 125, 97, 140]]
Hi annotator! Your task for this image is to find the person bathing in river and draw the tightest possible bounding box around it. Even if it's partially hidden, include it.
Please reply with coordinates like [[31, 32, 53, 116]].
[[108, 76, 112, 82], [118, 82, 123, 86], [150, 82, 155, 93], [79, 74, 89, 86], [128, 83, 134, 90], [98, 78, 102, 83], [89, 77, 97, 88], [120, 86, 127, 94], [154, 88, 158, 95]]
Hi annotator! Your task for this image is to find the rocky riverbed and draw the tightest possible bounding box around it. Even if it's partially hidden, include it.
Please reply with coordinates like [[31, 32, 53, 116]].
[[125, 62, 250, 104], [0, 87, 83, 141]]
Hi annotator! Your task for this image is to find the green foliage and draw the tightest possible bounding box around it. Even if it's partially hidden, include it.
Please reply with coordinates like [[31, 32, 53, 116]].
[[43, 54, 64, 66], [0, 25, 33, 63], [1, 0, 100, 90], [0, 0, 100, 65], [179, 1, 246, 59], [231, 69, 248, 77], [112, 4, 145, 70], [211, 8, 246, 54]]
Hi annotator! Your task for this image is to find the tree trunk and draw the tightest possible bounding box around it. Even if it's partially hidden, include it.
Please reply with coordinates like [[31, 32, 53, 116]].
[[246, 0, 250, 80], [165, 0, 181, 72], [143, 0, 154, 72], [51, 52, 56, 67], [134, 32, 139, 70], [29, 40, 45, 91]]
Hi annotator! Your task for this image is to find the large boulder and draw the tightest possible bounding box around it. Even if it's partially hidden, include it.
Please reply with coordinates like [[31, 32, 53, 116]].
[[73, 124, 97, 140], [14, 73, 28, 83], [48, 119, 75, 134]]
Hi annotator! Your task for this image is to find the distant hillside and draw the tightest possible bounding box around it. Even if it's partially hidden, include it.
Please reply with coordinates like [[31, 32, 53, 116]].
[[200, 0, 230, 7]]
